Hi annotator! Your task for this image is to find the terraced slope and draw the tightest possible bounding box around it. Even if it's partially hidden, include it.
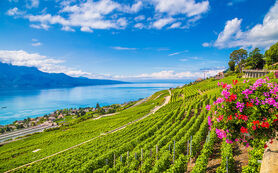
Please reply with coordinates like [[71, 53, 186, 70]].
[[0, 75, 266, 173]]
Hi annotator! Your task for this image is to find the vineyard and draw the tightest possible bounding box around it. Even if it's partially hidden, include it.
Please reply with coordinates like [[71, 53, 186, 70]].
[[0, 75, 268, 173]]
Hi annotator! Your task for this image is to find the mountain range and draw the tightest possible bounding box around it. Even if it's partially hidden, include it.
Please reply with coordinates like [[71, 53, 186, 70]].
[[0, 62, 127, 89]]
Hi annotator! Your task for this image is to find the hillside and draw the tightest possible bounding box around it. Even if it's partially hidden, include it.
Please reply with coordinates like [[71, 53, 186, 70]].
[[0, 62, 126, 89], [0, 75, 269, 172]]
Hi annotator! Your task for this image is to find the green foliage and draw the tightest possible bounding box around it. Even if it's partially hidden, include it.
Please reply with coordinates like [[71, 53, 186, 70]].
[[191, 130, 217, 173], [2, 75, 268, 173], [246, 48, 264, 69], [0, 90, 168, 172], [242, 140, 265, 173], [216, 139, 235, 173], [230, 49, 248, 72], [265, 42, 278, 66], [229, 60, 236, 71], [166, 155, 188, 173]]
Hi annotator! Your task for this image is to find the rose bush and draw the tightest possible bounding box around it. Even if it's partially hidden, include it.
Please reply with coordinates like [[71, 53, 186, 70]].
[[206, 77, 278, 147]]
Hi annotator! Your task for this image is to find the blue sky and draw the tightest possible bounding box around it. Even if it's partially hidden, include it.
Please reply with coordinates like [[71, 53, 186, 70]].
[[0, 0, 277, 81]]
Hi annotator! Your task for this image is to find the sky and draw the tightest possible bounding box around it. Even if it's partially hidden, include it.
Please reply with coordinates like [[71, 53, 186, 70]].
[[0, 0, 277, 81]]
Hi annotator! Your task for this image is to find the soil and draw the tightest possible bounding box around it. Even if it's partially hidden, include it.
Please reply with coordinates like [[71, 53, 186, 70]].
[[206, 139, 222, 173], [233, 143, 251, 172], [186, 140, 250, 172]]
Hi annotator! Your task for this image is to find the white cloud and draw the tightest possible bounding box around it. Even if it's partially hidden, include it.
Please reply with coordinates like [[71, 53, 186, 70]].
[[0, 50, 97, 78], [169, 22, 182, 29], [7, 0, 208, 32], [134, 23, 144, 29], [0, 50, 225, 80], [6, 7, 23, 16], [81, 26, 93, 32], [26, 0, 39, 8], [213, 1, 278, 49], [202, 42, 210, 47], [31, 42, 42, 46], [153, 17, 175, 29], [214, 18, 242, 48], [168, 50, 188, 56], [150, 0, 209, 17], [111, 46, 137, 50], [61, 26, 75, 32], [7, 0, 142, 32], [117, 69, 224, 79], [134, 15, 145, 21], [30, 23, 50, 30], [122, 1, 143, 13]]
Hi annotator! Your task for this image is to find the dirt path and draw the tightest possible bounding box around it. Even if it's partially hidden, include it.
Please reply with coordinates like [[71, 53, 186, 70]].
[[92, 93, 156, 120], [5, 90, 171, 173]]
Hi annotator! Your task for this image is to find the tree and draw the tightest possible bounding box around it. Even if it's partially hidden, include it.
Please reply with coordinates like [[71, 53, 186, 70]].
[[96, 102, 100, 109], [247, 48, 264, 69], [228, 61, 235, 71], [265, 42, 278, 65], [230, 49, 247, 72]]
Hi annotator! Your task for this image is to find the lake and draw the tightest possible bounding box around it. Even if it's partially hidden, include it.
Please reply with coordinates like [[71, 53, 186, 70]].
[[0, 82, 188, 125]]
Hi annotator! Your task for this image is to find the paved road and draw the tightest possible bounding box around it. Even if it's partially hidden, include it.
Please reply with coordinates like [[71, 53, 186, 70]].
[[5, 90, 171, 173], [0, 94, 151, 144], [0, 125, 58, 143]]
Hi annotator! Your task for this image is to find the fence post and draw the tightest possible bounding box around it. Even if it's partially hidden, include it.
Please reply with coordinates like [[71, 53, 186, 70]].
[[226, 156, 229, 173], [169, 144, 171, 152], [173, 140, 175, 164], [127, 151, 129, 164], [187, 140, 189, 156], [114, 153, 116, 167], [190, 136, 192, 156], [120, 155, 122, 163], [141, 148, 143, 167], [156, 145, 158, 160], [150, 148, 152, 157]]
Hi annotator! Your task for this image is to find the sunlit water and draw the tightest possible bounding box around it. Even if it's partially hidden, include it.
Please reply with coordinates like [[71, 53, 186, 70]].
[[0, 82, 188, 125]]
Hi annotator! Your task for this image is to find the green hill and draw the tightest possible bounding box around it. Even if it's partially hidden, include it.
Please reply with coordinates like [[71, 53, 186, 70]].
[[0, 75, 268, 173]]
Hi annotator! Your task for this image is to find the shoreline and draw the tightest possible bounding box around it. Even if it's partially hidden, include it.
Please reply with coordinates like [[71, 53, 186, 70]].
[[0, 98, 142, 135], [0, 82, 185, 125]]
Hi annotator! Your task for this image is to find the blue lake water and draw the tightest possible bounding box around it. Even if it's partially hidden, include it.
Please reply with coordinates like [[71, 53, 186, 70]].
[[0, 82, 187, 125]]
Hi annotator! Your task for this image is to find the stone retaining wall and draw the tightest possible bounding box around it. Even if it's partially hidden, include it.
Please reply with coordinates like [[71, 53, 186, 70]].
[[260, 139, 278, 173]]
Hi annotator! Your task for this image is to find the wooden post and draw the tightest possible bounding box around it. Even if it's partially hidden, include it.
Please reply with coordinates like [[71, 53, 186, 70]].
[[156, 145, 158, 160], [173, 140, 175, 164], [190, 136, 192, 156], [127, 151, 129, 164], [114, 153, 116, 167], [135, 152, 137, 160], [120, 155, 122, 162], [226, 156, 228, 173], [150, 148, 152, 157], [187, 140, 189, 155], [141, 148, 143, 167]]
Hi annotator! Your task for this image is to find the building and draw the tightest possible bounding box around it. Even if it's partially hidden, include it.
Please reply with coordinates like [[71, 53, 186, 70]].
[[215, 72, 224, 80], [195, 78, 203, 82]]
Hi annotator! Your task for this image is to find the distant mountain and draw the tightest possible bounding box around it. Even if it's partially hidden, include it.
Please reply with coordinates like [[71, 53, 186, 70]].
[[0, 62, 127, 89]]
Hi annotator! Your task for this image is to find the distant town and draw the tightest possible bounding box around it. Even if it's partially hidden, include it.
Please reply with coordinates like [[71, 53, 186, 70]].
[[0, 100, 139, 134]]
